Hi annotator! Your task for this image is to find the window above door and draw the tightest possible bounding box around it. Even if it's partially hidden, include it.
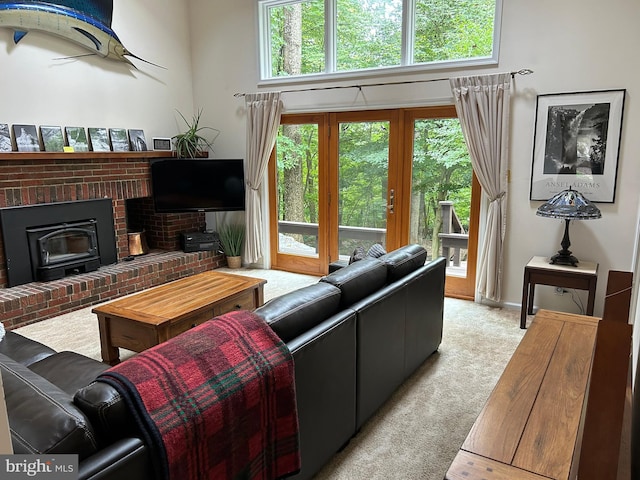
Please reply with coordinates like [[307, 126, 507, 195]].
[[258, 0, 502, 83]]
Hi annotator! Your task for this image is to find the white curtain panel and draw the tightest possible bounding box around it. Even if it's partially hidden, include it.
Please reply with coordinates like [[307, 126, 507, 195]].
[[243, 92, 283, 264], [449, 73, 511, 302]]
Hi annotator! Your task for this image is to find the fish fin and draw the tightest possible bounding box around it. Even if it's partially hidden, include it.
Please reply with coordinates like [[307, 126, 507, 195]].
[[54, 0, 113, 28], [72, 27, 102, 50], [53, 53, 99, 61], [13, 31, 28, 44]]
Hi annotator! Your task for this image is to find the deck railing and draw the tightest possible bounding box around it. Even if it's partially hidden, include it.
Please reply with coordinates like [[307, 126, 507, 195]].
[[438, 201, 469, 267], [277, 221, 386, 255]]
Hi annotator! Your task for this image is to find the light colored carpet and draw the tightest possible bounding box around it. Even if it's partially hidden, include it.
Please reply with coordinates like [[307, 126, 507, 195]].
[[14, 268, 525, 479], [314, 297, 524, 480]]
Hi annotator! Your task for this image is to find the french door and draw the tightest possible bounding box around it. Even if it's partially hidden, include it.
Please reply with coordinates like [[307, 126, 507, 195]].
[[268, 107, 479, 299], [403, 107, 479, 299], [329, 110, 401, 263]]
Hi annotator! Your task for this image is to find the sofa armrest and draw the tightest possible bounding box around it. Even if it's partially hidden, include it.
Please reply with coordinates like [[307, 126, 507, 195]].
[[78, 437, 150, 480], [255, 282, 341, 343], [74, 381, 140, 448]]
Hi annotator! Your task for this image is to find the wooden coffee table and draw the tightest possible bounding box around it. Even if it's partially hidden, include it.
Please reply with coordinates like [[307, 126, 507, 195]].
[[93, 270, 267, 364]]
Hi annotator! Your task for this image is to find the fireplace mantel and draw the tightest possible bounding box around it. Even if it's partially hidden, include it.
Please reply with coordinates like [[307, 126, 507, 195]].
[[0, 151, 170, 161]]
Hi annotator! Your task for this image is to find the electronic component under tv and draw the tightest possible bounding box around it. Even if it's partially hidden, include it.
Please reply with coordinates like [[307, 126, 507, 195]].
[[150, 158, 246, 213]]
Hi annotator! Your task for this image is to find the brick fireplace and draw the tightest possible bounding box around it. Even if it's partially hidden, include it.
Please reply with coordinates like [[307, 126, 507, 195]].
[[0, 152, 225, 329]]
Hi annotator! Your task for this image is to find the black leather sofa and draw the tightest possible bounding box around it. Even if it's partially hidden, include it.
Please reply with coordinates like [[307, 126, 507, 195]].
[[255, 244, 446, 479], [0, 244, 445, 480]]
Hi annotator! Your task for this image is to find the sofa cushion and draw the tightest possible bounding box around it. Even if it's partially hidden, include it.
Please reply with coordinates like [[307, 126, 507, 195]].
[[348, 246, 366, 264], [0, 331, 56, 366], [320, 257, 388, 308], [366, 243, 387, 258], [349, 285, 407, 429], [0, 352, 98, 459], [255, 282, 342, 343], [379, 244, 428, 283], [29, 351, 109, 396]]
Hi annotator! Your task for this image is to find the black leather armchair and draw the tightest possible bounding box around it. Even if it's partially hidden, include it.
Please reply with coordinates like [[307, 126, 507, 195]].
[[0, 331, 152, 480]]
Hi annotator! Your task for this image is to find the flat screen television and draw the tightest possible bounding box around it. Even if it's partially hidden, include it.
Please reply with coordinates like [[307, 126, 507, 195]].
[[150, 158, 246, 212]]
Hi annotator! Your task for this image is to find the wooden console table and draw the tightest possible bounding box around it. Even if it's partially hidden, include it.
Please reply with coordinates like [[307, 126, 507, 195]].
[[93, 270, 266, 364], [520, 255, 598, 328], [446, 309, 599, 480], [446, 269, 633, 480]]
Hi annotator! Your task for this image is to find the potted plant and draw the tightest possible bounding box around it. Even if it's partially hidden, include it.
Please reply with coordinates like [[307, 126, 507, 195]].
[[218, 223, 245, 268], [172, 108, 220, 158]]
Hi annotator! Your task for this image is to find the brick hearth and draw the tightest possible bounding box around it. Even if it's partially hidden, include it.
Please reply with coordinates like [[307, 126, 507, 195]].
[[0, 250, 224, 329], [0, 152, 226, 329]]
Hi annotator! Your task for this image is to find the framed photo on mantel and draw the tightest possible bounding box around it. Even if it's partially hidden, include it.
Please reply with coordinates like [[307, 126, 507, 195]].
[[530, 89, 626, 203], [128, 129, 148, 151], [88, 127, 111, 152], [40, 126, 65, 152], [12, 124, 39, 152], [0, 124, 11, 152], [110, 128, 130, 152], [65, 126, 89, 152]]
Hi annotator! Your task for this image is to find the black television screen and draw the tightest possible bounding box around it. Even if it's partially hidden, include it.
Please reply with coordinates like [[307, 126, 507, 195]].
[[150, 158, 246, 212]]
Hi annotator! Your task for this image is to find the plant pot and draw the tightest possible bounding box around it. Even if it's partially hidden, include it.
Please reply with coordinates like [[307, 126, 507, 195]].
[[226, 256, 242, 269]]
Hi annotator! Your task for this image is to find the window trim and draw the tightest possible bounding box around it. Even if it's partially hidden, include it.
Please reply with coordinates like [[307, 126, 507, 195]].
[[257, 0, 502, 84]]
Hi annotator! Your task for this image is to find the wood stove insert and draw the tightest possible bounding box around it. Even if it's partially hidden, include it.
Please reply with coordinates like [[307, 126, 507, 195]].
[[0, 199, 117, 287], [26, 219, 101, 282]]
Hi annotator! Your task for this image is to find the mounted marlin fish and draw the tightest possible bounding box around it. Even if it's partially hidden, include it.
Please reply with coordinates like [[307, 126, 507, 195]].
[[0, 0, 161, 67]]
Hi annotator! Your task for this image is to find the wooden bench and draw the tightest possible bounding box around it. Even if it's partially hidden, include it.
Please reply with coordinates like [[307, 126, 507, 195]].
[[445, 270, 632, 480]]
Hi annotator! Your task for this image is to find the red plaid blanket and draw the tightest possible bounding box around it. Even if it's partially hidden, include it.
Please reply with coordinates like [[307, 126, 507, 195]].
[[97, 310, 300, 480]]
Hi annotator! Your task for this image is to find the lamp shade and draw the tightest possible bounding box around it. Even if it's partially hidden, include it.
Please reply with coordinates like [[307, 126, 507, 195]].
[[536, 187, 601, 220], [536, 187, 601, 266]]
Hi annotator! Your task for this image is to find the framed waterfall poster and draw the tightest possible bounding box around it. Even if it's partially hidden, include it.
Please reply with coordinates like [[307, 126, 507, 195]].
[[530, 89, 625, 203]]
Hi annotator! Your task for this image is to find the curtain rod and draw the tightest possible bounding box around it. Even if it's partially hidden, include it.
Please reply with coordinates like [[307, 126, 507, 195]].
[[233, 68, 533, 97]]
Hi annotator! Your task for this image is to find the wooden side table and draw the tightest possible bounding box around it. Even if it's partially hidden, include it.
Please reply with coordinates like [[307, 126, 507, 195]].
[[520, 256, 598, 329]]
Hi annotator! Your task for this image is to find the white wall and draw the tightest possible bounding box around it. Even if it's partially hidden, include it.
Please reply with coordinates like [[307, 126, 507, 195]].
[[0, 0, 195, 141], [190, 0, 640, 318]]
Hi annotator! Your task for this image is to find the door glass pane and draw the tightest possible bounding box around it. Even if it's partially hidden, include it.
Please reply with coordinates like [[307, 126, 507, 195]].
[[410, 118, 471, 276], [338, 121, 389, 258], [275, 123, 320, 257]]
